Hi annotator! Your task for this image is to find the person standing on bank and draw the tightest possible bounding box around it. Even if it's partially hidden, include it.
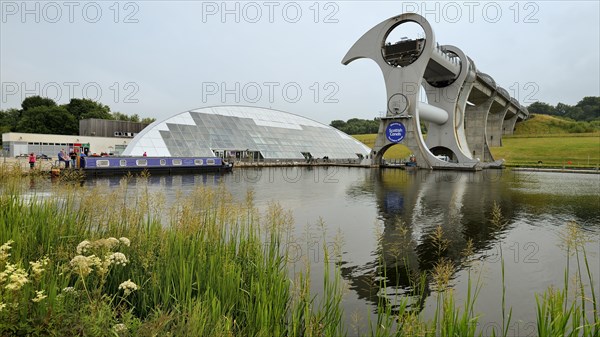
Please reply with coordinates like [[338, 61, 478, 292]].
[[58, 149, 69, 168], [69, 151, 77, 168], [28, 152, 36, 170]]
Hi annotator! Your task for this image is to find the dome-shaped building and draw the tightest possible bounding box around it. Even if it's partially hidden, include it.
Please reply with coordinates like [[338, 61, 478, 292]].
[[123, 106, 370, 161]]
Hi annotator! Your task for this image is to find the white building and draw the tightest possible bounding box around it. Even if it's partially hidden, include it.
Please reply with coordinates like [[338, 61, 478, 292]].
[[2, 132, 132, 158]]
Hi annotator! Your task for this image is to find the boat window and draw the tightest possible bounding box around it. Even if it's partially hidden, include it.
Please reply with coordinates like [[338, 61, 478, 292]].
[[136, 159, 147, 166], [160, 159, 167, 166], [194, 159, 203, 165], [120, 160, 127, 167], [172, 159, 182, 166], [97, 160, 110, 167], [206, 159, 215, 165]]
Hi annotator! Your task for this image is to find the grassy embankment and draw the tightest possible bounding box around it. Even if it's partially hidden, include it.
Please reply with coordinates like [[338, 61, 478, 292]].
[[353, 115, 600, 168], [0, 165, 598, 336]]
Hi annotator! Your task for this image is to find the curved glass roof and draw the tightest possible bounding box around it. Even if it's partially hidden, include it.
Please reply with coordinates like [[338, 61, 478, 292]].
[[122, 106, 370, 159]]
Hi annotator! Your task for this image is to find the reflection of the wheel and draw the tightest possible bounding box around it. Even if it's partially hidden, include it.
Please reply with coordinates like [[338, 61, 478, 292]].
[[341, 169, 515, 314]]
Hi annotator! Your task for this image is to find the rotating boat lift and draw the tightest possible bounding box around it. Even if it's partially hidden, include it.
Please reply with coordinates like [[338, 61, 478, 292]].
[[343, 13, 528, 170]]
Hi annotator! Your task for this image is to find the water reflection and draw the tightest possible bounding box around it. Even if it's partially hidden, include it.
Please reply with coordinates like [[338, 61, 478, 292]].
[[340, 169, 598, 314]]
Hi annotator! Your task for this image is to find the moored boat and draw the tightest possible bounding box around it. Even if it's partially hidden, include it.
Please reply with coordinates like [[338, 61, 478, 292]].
[[82, 156, 233, 176]]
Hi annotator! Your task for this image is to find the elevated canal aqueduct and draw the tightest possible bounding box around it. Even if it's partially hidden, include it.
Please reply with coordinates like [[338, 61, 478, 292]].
[[343, 13, 529, 170]]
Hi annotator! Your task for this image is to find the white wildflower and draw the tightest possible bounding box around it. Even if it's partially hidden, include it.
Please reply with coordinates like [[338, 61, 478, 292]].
[[0, 302, 6, 312], [32, 290, 47, 303], [0, 262, 16, 282], [29, 257, 50, 278], [76, 240, 92, 255], [108, 252, 128, 266], [107, 237, 120, 248], [113, 323, 127, 333], [86, 255, 102, 268], [0, 240, 14, 262], [118, 279, 138, 296], [5, 267, 29, 290], [62, 286, 76, 293], [119, 237, 130, 247], [70, 255, 92, 276], [97, 258, 111, 276]]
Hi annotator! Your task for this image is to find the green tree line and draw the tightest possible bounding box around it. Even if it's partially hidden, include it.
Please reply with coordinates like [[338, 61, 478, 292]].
[[0, 96, 156, 136], [527, 97, 599, 122], [331, 96, 599, 135], [330, 118, 380, 135]]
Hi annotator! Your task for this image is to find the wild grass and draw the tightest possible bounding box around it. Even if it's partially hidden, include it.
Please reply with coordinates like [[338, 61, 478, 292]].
[[0, 170, 345, 336], [490, 136, 600, 168], [0, 166, 598, 336]]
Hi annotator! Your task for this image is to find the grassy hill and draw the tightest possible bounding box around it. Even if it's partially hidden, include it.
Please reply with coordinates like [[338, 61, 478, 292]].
[[351, 115, 600, 167], [490, 136, 599, 167], [513, 114, 599, 135]]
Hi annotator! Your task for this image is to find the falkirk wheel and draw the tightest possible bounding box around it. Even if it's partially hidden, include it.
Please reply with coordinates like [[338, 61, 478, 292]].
[[343, 13, 529, 170]]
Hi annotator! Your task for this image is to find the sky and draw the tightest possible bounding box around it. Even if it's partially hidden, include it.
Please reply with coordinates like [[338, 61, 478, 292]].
[[1, 1, 599, 125]]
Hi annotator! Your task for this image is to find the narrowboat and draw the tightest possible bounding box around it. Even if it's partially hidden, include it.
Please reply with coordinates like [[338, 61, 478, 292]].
[[82, 156, 233, 176]]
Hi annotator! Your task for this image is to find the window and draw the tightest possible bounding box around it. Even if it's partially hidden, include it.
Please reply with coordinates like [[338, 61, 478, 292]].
[[206, 159, 215, 165], [194, 159, 203, 165], [160, 159, 167, 166], [172, 159, 182, 166], [97, 160, 110, 167], [136, 159, 147, 166], [120, 160, 127, 167]]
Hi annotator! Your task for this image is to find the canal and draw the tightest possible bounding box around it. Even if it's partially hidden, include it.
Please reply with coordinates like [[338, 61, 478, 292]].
[[46, 167, 600, 334]]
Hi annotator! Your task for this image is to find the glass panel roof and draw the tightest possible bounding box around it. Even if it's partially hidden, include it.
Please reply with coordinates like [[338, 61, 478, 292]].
[[123, 106, 370, 159]]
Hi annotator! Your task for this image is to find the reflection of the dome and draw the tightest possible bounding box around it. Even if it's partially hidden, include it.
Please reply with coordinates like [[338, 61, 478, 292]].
[[341, 169, 517, 313]]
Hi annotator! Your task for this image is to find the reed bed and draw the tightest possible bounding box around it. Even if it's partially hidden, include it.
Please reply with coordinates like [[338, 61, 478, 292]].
[[0, 166, 598, 336]]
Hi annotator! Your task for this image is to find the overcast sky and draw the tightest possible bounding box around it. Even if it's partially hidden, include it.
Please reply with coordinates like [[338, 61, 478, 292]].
[[1, 1, 599, 124]]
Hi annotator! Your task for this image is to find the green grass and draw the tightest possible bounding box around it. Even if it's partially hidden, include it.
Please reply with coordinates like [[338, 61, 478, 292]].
[[491, 136, 600, 168], [513, 114, 599, 135], [352, 134, 412, 160], [0, 167, 598, 336]]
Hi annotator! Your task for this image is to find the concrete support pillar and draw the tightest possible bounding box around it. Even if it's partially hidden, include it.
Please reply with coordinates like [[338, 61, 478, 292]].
[[487, 105, 509, 147], [465, 94, 494, 161], [502, 114, 519, 135]]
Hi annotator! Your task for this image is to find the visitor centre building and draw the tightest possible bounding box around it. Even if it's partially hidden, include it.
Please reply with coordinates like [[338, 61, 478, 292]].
[[122, 106, 371, 162]]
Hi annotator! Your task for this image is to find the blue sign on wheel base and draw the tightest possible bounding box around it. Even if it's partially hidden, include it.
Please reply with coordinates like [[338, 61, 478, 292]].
[[386, 122, 406, 143]]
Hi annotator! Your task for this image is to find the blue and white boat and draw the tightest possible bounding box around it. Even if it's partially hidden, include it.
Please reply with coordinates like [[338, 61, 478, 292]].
[[82, 156, 233, 176]]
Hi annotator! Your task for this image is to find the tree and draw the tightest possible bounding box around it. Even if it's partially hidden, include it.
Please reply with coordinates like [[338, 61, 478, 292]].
[[141, 117, 156, 124], [16, 106, 77, 135], [575, 96, 600, 121], [527, 102, 555, 115], [330, 118, 381, 134], [527, 98, 599, 122], [330, 120, 347, 129], [112, 112, 130, 121], [66, 98, 112, 120], [81, 109, 114, 120], [21, 96, 56, 112], [0, 108, 20, 133]]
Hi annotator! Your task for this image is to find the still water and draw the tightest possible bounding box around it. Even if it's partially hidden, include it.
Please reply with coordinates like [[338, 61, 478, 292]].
[[79, 167, 599, 334]]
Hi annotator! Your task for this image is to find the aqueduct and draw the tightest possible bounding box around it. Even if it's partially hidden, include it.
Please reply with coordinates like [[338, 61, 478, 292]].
[[343, 13, 528, 169]]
